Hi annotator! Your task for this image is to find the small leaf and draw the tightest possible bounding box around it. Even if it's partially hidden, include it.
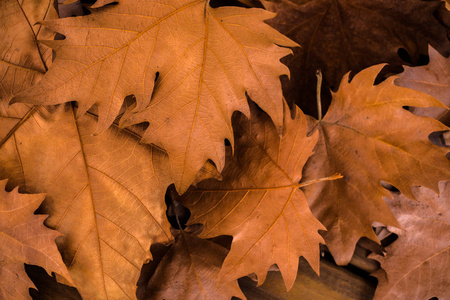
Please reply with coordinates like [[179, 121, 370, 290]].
[[0, 179, 72, 300], [144, 231, 245, 300]]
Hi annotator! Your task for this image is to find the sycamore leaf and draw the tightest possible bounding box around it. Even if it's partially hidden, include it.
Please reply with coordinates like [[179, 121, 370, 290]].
[[0, 0, 57, 102], [0, 179, 72, 300], [395, 45, 450, 120], [11, 0, 297, 193], [260, 0, 450, 116], [369, 183, 450, 300], [0, 103, 173, 299], [301, 64, 450, 265], [181, 101, 326, 290], [144, 231, 246, 300]]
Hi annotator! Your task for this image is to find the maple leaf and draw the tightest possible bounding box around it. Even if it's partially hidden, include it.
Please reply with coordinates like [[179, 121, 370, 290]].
[[181, 101, 331, 290], [0, 179, 72, 300], [301, 64, 450, 265], [0, 0, 57, 102], [0, 103, 173, 299], [11, 0, 297, 193], [369, 183, 450, 300], [144, 230, 246, 300], [395, 45, 450, 120], [260, 0, 450, 116]]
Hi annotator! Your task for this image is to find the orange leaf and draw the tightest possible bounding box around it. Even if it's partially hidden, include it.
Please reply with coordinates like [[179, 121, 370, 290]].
[[0, 104, 173, 299], [0, 179, 72, 299], [11, 0, 297, 193], [0, 0, 56, 102], [181, 101, 326, 290], [302, 64, 450, 265]]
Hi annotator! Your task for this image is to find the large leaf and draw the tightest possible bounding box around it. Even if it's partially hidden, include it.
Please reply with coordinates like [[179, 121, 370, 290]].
[[144, 231, 246, 300], [0, 103, 173, 299], [369, 183, 450, 300], [0, 0, 56, 102], [0, 179, 72, 300], [261, 0, 450, 116], [301, 64, 450, 265], [11, 0, 297, 193], [181, 101, 327, 290]]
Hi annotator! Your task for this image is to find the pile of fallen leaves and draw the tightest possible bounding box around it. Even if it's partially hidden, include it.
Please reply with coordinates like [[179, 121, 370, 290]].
[[0, 0, 449, 299]]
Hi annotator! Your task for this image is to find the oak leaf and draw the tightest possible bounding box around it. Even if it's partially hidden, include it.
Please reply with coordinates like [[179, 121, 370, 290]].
[[260, 0, 450, 116], [0, 103, 173, 299], [181, 101, 327, 290], [369, 183, 450, 300], [0, 0, 56, 102], [144, 230, 246, 300], [301, 64, 450, 265], [0, 179, 72, 300], [395, 45, 450, 120], [11, 0, 297, 193]]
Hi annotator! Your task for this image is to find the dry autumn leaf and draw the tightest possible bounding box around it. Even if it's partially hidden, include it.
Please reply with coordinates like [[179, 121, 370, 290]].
[[11, 0, 298, 193], [301, 64, 450, 265], [0, 179, 72, 300], [144, 230, 246, 300], [260, 0, 450, 116], [181, 101, 330, 290], [395, 45, 450, 121], [0, 0, 57, 102], [369, 182, 450, 300], [0, 103, 173, 299]]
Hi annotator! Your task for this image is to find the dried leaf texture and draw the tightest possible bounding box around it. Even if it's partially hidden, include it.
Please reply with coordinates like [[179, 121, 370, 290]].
[[370, 183, 450, 300], [0, 0, 57, 101], [302, 64, 450, 265], [11, 0, 297, 193], [0, 180, 72, 300], [261, 0, 450, 116], [395, 45, 450, 120], [0, 104, 173, 299], [181, 101, 325, 290], [144, 231, 245, 300]]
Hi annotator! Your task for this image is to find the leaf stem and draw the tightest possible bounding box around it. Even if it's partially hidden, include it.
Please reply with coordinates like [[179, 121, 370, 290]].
[[316, 69, 323, 121], [297, 173, 343, 188]]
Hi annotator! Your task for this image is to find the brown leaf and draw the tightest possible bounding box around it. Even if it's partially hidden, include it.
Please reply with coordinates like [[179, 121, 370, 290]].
[[0, 103, 173, 299], [144, 231, 245, 300], [0, 179, 72, 299], [369, 182, 450, 300], [395, 45, 450, 120], [181, 101, 327, 290], [261, 0, 450, 116], [301, 64, 450, 265], [11, 0, 297, 193], [0, 0, 57, 102]]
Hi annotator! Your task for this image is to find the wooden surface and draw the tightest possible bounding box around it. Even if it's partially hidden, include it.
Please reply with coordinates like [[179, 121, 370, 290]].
[[238, 257, 376, 300]]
